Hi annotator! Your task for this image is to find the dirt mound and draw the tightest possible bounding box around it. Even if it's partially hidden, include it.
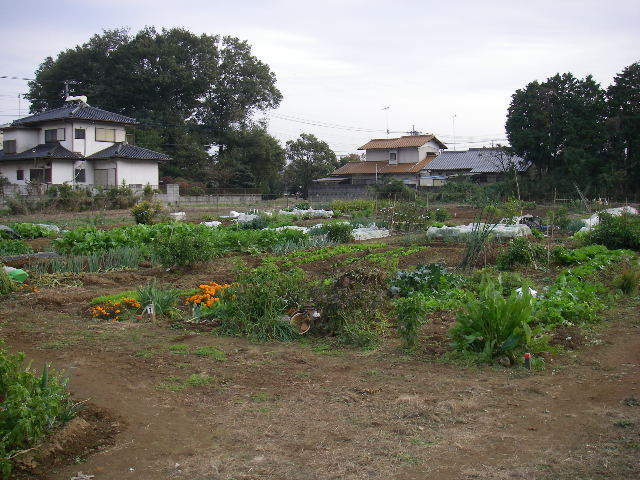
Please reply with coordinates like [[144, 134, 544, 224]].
[[13, 404, 122, 479]]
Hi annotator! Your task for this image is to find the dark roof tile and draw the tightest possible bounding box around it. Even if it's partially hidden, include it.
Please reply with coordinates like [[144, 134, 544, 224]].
[[10, 102, 137, 126], [425, 148, 530, 174], [0, 143, 82, 162], [88, 143, 170, 161]]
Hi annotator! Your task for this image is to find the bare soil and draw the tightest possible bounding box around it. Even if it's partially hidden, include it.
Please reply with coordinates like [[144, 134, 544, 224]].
[[1, 246, 639, 480]]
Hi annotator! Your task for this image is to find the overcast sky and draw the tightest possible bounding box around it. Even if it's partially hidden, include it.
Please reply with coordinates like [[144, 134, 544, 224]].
[[1, 0, 638, 154]]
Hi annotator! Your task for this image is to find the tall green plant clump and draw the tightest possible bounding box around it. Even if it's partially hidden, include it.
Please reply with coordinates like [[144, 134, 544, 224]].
[[0, 345, 76, 478], [313, 264, 391, 347], [450, 280, 536, 363], [496, 237, 546, 270], [208, 264, 310, 341]]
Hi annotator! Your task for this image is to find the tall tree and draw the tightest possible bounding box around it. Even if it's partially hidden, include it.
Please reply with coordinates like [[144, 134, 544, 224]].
[[284, 134, 339, 197], [26, 27, 282, 181], [214, 122, 285, 193], [505, 73, 607, 195], [605, 62, 640, 197]]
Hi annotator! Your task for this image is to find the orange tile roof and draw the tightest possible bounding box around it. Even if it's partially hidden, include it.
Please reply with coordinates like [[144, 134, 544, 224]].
[[358, 134, 447, 150], [331, 157, 436, 175]]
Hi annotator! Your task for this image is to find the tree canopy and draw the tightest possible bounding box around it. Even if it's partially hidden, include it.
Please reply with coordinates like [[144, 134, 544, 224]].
[[506, 63, 640, 199], [26, 27, 282, 182], [284, 134, 340, 197]]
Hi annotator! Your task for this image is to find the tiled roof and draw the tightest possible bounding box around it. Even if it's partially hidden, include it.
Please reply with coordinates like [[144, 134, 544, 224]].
[[88, 143, 170, 161], [358, 134, 447, 150], [425, 148, 530, 174], [0, 143, 82, 162], [10, 102, 138, 126], [331, 157, 435, 175]]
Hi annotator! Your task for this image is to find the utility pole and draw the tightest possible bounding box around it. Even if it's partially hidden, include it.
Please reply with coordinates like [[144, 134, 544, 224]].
[[452, 113, 457, 150]]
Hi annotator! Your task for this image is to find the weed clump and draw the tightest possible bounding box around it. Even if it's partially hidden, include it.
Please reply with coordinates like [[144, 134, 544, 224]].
[[496, 237, 546, 270], [0, 344, 76, 477]]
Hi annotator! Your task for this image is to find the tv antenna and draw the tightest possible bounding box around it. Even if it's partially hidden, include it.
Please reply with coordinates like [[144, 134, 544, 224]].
[[382, 106, 390, 136]]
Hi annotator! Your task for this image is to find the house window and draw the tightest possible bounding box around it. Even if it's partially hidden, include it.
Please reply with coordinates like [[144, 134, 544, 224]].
[[16, 169, 24, 181], [75, 168, 86, 183], [75, 128, 86, 139], [29, 168, 52, 184], [125, 133, 135, 145], [45, 128, 65, 143], [96, 127, 116, 142], [389, 151, 397, 165], [3, 140, 16, 154]]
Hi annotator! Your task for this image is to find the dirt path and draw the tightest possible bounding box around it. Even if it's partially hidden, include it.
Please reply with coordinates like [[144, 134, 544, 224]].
[[1, 297, 637, 480]]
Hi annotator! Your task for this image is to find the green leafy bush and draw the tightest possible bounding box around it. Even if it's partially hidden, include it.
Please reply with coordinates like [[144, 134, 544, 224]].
[[0, 240, 33, 256], [0, 345, 76, 478], [151, 227, 216, 267], [131, 200, 167, 225], [209, 264, 310, 341], [450, 279, 535, 363], [583, 213, 640, 251], [394, 294, 430, 351], [390, 263, 458, 296], [313, 264, 391, 347], [6, 224, 55, 239], [330, 199, 375, 217], [322, 222, 354, 243], [496, 237, 546, 270]]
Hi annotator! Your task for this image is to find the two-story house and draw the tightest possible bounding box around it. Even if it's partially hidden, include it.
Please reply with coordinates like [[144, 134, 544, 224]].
[[0, 96, 169, 190], [320, 134, 447, 186]]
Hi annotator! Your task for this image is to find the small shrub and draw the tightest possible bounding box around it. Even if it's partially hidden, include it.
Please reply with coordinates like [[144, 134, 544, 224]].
[[450, 279, 535, 363], [584, 213, 640, 251], [322, 223, 354, 243], [131, 200, 167, 225], [0, 345, 76, 477], [394, 295, 430, 351], [209, 264, 310, 341], [496, 237, 546, 271], [313, 264, 391, 347], [151, 228, 216, 267]]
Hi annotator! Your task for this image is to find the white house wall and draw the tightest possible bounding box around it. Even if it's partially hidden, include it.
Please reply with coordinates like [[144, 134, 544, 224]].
[[115, 159, 159, 187], [364, 142, 438, 164], [418, 140, 441, 159], [397, 147, 419, 163], [4, 121, 127, 157], [3, 129, 40, 154], [363, 149, 388, 162], [68, 121, 127, 156]]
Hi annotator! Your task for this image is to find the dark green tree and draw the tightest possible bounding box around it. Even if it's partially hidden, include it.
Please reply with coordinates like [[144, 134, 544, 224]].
[[26, 27, 282, 181], [214, 123, 285, 193], [284, 134, 339, 197], [605, 62, 640, 197], [505, 73, 607, 195]]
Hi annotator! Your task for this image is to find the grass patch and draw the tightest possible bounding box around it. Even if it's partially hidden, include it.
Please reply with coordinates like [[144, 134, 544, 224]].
[[194, 346, 226, 361]]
